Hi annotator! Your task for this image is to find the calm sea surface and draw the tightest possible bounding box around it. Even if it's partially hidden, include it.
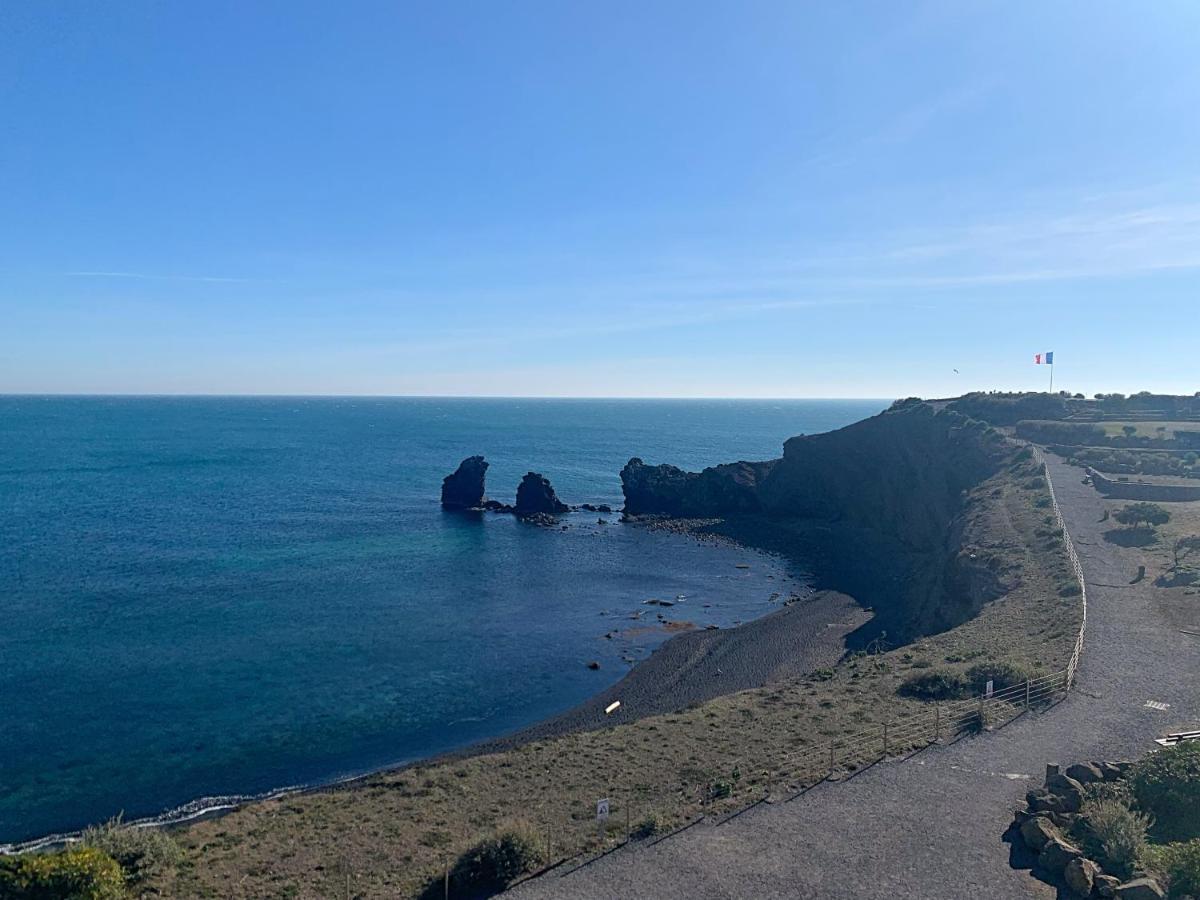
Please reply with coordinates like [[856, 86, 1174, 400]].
[[0, 396, 886, 842]]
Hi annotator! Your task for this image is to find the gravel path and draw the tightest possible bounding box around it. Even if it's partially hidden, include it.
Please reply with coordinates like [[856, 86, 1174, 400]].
[[509, 454, 1200, 899]]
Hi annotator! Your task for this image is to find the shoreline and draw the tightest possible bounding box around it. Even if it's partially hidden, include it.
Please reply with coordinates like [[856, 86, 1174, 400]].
[[3, 520, 862, 853]]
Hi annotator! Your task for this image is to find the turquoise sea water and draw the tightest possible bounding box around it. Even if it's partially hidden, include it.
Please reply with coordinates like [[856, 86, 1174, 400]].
[[0, 396, 886, 842]]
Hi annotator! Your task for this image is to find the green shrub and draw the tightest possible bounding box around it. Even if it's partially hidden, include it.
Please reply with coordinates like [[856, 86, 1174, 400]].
[[0, 846, 126, 900], [81, 816, 182, 885], [1079, 797, 1151, 879], [964, 661, 1032, 694], [1145, 839, 1200, 899], [1114, 502, 1171, 529], [452, 821, 543, 892], [897, 669, 968, 701], [1130, 743, 1200, 842], [1082, 779, 1134, 806]]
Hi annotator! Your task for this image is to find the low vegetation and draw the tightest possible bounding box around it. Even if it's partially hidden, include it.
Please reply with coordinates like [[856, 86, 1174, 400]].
[[1066, 745, 1200, 898], [0, 846, 126, 900], [0, 819, 183, 900], [1129, 742, 1200, 844], [1145, 840, 1200, 900], [443, 822, 544, 896], [1078, 790, 1151, 879], [81, 815, 183, 888]]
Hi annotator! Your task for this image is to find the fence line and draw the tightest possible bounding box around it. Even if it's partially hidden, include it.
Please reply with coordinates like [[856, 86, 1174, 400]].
[[445, 447, 1089, 897]]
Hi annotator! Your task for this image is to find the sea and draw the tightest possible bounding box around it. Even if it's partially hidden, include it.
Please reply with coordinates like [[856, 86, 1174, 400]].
[[0, 396, 887, 843]]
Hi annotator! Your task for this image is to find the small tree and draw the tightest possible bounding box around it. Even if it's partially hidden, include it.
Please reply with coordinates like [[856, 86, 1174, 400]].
[[1122, 425, 1138, 438], [1174, 535, 1200, 570], [1113, 502, 1171, 529]]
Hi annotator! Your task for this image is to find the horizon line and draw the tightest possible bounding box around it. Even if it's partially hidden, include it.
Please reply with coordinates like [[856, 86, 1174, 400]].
[[0, 392, 898, 402]]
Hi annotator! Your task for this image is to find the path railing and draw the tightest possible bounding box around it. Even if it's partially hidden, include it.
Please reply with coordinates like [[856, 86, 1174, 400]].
[[448, 447, 1089, 896]]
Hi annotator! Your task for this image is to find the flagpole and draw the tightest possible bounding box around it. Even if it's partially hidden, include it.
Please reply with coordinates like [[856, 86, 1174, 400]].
[[1049, 361, 1054, 394]]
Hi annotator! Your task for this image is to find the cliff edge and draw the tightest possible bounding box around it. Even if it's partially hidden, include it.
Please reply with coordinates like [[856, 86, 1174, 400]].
[[621, 402, 1018, 643]]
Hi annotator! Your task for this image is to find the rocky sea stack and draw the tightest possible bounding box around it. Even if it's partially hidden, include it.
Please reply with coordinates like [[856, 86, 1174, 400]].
[[514, 472, 570, 517], [441, 455, 488, 510]]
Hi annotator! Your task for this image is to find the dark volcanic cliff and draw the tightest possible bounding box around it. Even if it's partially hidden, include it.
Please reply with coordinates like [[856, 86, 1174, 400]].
[[621, 403, 1016, 642]]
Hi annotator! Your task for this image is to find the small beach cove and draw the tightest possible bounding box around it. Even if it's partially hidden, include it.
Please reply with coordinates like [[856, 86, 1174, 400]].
[[0, 396, 886, 845]]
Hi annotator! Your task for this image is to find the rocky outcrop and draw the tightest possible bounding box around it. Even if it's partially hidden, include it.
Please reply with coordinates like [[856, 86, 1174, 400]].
[[621, 459, 774, 516], [1012, 759, 1165, 900], [514, 472, 569, 518], [441, 456, 488, 509], [620, 403, 1014, 640]]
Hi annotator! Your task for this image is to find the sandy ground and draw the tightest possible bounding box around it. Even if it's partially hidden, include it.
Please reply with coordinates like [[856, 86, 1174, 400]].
[[465, 590, 869, 754]]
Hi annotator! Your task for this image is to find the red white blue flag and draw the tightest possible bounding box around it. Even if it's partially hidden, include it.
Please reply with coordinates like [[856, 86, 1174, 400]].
[[1035, 352, 1054, 365]]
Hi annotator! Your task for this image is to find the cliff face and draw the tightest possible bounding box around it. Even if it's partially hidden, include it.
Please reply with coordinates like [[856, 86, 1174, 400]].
[[620, 458, 776, 516], [621, 403, 1016, 642]]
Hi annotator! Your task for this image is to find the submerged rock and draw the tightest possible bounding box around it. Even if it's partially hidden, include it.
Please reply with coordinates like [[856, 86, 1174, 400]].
[[441, 456, 488, 509], [514, 472, 569, 517]]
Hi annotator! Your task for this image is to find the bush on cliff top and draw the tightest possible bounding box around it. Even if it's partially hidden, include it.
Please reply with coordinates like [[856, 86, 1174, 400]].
[[1130, 743, 1200, 843], [81, 816, 182, 886], [1078, 796, 1151, 879], [897, 669, 968, 701], [0, 846, 126, 900], [449, 821, 543, 894], [964, 660, 1034, 694], [1145, 838, 1200, 899]]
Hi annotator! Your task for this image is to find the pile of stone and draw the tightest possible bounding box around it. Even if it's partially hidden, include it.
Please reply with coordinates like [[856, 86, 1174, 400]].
[[1013, 762, 1165, 899]]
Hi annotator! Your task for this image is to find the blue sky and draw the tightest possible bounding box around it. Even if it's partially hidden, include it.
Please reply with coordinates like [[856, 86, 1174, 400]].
[[2, 0, 1198, 398]]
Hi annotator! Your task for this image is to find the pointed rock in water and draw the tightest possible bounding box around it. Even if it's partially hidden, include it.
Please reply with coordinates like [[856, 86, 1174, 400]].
[[441, 456, 489, 509], [514, 472, 570, 517]]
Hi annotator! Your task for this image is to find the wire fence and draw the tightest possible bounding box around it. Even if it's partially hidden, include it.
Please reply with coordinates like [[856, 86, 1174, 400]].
[[439, 447, 1089, 897]]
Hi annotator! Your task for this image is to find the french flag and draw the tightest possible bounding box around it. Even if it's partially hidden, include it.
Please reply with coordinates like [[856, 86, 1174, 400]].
[[1035, 352, 1054, 365]]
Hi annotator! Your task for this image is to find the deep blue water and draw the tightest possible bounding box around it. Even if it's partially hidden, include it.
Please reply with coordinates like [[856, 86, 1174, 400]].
[[0, 396, 886, 842]]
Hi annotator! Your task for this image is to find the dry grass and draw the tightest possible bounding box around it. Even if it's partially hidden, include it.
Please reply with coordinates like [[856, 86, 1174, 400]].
[[152, 460, 1081, 899], [1097, 421, 1200, 440]]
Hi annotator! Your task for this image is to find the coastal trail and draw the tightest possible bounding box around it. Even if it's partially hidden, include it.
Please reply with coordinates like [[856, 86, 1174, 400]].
[[508, 454, 1200, 900]]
